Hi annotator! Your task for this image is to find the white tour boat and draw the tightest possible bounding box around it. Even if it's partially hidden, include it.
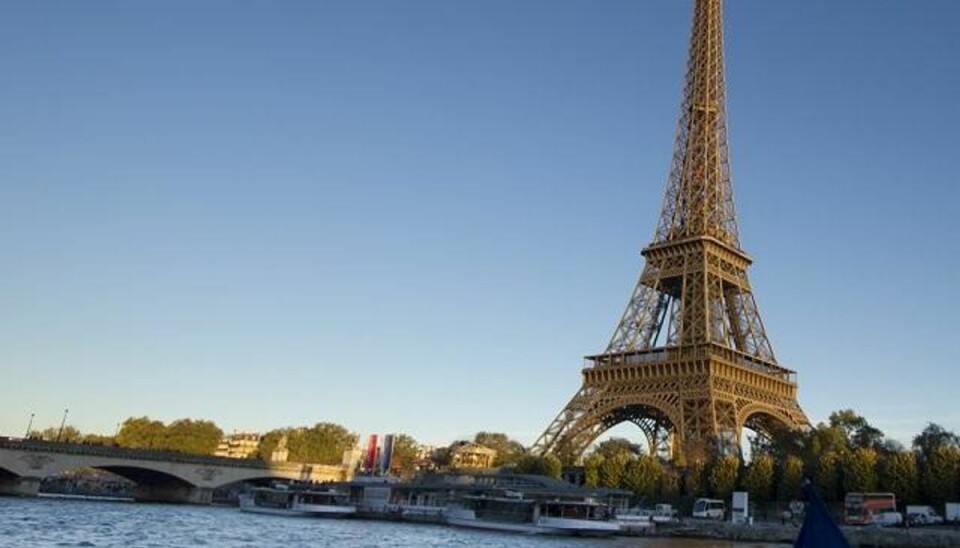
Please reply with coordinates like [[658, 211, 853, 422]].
[[445, 493, 619, 536], [238, 485, 356, 518]]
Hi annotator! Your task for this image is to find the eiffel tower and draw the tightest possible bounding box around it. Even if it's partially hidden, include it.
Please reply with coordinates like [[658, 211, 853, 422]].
[[531, 0, 808, 464]]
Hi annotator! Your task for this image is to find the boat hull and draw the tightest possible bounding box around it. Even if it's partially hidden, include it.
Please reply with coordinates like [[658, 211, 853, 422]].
[[446, 508, 619, 537], [238, 494, 356, 518]]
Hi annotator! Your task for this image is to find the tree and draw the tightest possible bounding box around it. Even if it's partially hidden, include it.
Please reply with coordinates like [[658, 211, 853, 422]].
[[583, 453, 604, 488], [164, 419, 223, 455], [594, 437, 643, 459], [878, 451, 918, 505], [288, 423, 357, 465], [598, 451, 630, 488], [115, 417, 167, 450], [390, 434, 421, 478], [34, 426, 82, 443], [741, 455, 774, 503], [81, 433, 114, 446], [622, 456, 661, 499], [777, 455, 804, 502], [752, 425, 807, 463], [473, 432, 526, 467], [921, 445, 960, 506], [809, 423, 849, 456], [841, 447, 878, 494], [829, 409, 884, 450], [514, 454, 561, 479], [430, 446, 453, 467], [257, 429, 288, 461], [683, 460, 707, 497], [913, 423, 960, 462], [814, 451, 841, 502], [658, 466, 681, 500], [707, 455, 740, 501]]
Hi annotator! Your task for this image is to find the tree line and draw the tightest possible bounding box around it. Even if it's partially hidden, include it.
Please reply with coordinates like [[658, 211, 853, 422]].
[[31, 409, 960, 509], [575, 410, 960, 510], [31, 417, 225, 455]]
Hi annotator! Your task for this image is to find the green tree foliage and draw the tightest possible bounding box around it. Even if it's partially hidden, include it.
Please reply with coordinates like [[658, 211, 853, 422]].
[[164, 419, 222, 455], [598, 451, 630, 488], [115, 417, 168, 450], [707, 455, 740, 500], [809, 424, 850, 456], [80, 433, 114, 446], [286, 423, 358, 465], [658, 466, 681, 500], [583, 453, 603, 488], [473, 432, 526, 467], [430, 446, 453, 467], [841, 447, 878, 494], [257, 423, 357, 464], [751, 426, 806, 463], [115, 416, 223, 455], [389, 434, 421, 478], [921, 445, 960, 506], [829, 409, 885, 450], [594, 437, 643, 459], [815, 451, 841, 502], [878, 451, 918, 505], [683, 460, 707, 497], [778, 455, 804, 502], [741, 454, 775, 503], [623, 456, 661, 499], [257, 429, 287, 461], [34, 426, 83, 443], [514, 454, 562, 479], [913, 423, 960, 462]]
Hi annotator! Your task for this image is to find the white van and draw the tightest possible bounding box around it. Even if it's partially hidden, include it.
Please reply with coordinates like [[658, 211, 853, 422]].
[[692, 498, 726, 520]]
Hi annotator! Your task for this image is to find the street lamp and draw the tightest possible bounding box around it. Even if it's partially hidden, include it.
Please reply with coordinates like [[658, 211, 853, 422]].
[[24, 413, 34, 439], [55, 408, 69, 443]]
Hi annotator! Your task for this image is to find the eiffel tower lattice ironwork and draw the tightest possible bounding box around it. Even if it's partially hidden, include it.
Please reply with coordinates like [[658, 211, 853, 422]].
[[531, 0, 808, 464]]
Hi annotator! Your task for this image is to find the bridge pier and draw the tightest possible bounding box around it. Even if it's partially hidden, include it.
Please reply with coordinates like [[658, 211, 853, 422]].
[[134, 485, 213, 505], [0, 476, 40, 498]]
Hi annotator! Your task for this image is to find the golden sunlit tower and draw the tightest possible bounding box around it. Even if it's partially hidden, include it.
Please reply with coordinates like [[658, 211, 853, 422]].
[[531, 0, 808, 464]]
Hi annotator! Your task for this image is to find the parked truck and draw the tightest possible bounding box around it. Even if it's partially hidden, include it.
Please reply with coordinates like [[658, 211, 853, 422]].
[[945, 502, 960, 523], [906, 505, 944, 525]]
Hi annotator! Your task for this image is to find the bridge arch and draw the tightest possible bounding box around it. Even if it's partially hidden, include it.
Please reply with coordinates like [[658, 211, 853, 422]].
[[90, 465, 196, 489]]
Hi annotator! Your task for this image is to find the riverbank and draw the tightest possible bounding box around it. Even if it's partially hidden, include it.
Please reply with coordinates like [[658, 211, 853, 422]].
[[656, 519, 960, 547]]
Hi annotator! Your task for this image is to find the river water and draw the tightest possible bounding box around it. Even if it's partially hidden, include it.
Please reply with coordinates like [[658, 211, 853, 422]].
[[0, 497, 786, 548]]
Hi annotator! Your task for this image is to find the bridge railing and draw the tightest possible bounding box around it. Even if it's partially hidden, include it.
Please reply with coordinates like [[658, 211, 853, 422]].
[[0, 438, 273, 470]]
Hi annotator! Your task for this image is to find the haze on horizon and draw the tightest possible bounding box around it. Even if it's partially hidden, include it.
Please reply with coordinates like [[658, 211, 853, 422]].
[[1, 1, 958, 449]]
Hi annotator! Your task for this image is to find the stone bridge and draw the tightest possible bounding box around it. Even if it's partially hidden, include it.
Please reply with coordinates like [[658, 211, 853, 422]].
[[0, 439, 347, 504]]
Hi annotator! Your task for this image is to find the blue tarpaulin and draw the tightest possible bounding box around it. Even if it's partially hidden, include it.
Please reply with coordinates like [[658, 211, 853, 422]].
[[793, 481, 851, 548]]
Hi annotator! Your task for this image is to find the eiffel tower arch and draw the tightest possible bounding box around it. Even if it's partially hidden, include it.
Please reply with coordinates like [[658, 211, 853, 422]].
[[532, 0, 808, 465]]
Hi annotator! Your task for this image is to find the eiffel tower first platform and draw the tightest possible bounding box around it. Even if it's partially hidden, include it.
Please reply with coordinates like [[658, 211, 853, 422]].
[[531, 0, 808, 464]]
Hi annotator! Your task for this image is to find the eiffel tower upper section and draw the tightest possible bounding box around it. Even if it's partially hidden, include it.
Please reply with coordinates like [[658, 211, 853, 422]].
[[600, 0, 783, 374]]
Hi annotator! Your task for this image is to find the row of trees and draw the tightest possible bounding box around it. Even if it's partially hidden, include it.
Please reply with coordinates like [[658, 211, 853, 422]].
[[748, 412, 960, 507], [36, 409, 959, 508], [30, 417, 224, 454], [32, 418, 423, 477], [574, 411, 960, 509]]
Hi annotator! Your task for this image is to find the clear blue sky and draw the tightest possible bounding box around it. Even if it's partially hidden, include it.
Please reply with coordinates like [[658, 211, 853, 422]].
[[1, 1, 958, 449]]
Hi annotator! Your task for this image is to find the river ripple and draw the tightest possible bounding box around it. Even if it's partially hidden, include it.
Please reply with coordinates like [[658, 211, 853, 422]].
[[0, 497, 785, 548]]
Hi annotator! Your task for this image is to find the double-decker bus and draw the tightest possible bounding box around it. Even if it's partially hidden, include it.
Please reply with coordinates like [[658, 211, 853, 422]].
[[844, 492, 897, 525]]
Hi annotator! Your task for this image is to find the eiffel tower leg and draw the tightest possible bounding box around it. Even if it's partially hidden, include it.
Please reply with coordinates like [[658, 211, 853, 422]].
[[530, 386, 597, 462]]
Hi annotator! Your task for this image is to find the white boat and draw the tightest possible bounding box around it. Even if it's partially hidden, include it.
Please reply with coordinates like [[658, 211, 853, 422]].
[[446, 494, 620, 536], [614, 508, 656, 533], [239, 485, 356, 518], [615, 503, 675, 532]]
